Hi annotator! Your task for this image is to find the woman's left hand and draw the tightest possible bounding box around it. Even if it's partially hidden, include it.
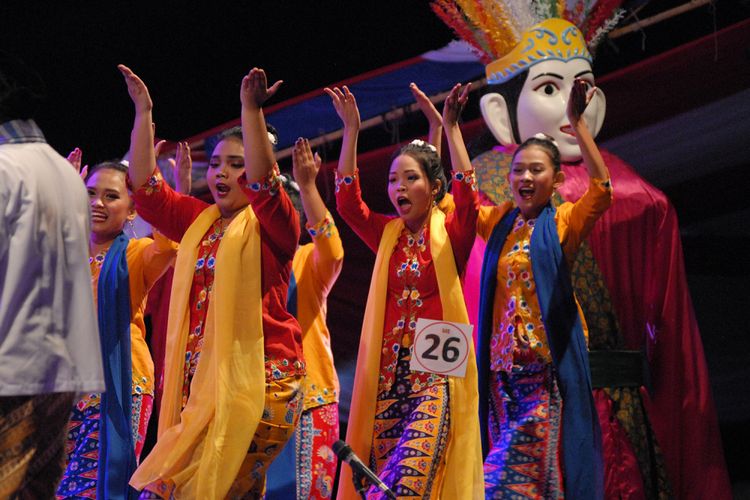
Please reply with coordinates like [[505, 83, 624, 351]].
[[567, 78, 596, 128], [442, 82, 471, 127]]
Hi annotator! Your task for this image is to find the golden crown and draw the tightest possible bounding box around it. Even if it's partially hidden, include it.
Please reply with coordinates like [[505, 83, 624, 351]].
[[431, 1, 625, 83], [485, 18, 590, 84]]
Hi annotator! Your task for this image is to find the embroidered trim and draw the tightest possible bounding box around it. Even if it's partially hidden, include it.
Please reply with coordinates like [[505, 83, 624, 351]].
[[334, 169, 358, 193], [306, 217, 334, 238], [247, 165, 282, 195], [453, 169, 478, 191]]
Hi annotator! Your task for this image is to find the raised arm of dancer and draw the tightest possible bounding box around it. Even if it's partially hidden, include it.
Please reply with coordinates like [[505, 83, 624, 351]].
[[171, 141, 192, 195], [118, 64, 156, 189], [240, 67, 282, 182], [559, 78, 613, 259], [292, 138, 326, 227], [293, 137, 344, 282], [568, 78, 609, 181], [324, 86, 360, 176], [410, 83, 443, 157], [66, 147, 88, 179], [442, 82, 472, 173]]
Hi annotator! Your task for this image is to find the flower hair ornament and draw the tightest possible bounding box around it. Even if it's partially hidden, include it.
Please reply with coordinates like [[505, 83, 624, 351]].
[[409, 139, 438, 152], [533, 132, 559, 148], [431, 0, 626, 84]]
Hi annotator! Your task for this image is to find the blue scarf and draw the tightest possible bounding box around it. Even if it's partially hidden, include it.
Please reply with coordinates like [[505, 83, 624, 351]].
[[478, 205, 603, 499], [96, 232, 138, 500], [287, 269, 298, 318]]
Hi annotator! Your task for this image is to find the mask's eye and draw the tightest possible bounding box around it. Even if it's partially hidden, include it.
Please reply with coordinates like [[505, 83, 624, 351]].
[[534, 81, 559, 96]]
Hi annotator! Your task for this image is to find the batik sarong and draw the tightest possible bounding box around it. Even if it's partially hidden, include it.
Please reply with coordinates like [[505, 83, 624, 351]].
[[370, 352, 451, 499], [484, 364, 563, 499], [0, 392, 75, 499]]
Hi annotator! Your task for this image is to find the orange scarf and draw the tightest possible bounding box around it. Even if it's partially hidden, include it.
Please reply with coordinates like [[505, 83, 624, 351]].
[[130, 204, 264, 499]]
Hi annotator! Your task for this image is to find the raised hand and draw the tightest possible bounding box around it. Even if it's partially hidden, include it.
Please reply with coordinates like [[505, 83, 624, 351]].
[[442, 82, 471, 128], [240, 67, 283, 110], [410, 83, 442, 130], [66, 147, 88, 179], [324, 86, 360, 130], [171, 141, 192, 195], [118, 64, 152, 114], [567, 78, 596, 128], [153, 139, 166, 159], [292, 138, 321, 189]]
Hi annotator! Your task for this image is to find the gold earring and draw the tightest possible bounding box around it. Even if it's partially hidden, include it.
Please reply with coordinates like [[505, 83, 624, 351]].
[[127, 219, 138, 239]]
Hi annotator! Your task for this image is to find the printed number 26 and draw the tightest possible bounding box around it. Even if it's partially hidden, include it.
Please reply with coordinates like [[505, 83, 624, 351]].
[[422, 334, 460, 363]]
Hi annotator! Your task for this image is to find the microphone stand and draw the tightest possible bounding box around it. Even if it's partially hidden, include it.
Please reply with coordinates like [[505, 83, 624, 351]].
[[351, 467, 370, 500]]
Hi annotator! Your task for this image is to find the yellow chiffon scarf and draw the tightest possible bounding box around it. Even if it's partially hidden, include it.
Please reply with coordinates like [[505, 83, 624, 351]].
[[130, 204, 265, 499], [338, 207, 484, 500]]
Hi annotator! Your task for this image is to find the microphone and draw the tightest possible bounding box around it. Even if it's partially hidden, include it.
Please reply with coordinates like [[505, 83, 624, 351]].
[[332, 440, 396, 499]]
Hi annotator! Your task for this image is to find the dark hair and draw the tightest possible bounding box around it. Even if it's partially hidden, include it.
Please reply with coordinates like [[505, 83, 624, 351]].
[[84, 160, 129, 182], [206, 122, 279, 157], [391, 140, 447, 202], [0, 51, 46, 122], [485, 71, 529, 144], [512, 135, 561, 172]]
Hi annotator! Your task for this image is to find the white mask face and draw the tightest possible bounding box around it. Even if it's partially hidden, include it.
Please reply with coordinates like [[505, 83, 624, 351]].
[[516, 58, 605, 162]]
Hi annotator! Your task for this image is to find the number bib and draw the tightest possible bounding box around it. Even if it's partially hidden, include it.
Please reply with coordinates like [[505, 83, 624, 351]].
[[409, 318, 473, 377]]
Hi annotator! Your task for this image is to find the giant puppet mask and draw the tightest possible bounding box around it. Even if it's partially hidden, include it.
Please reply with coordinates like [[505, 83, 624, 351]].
[[479, 19, 607, 161], [432, 1, 732, 498]]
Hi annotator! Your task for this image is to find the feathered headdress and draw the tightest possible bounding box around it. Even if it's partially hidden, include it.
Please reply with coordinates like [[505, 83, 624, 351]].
[[431, 0, 625, 83]]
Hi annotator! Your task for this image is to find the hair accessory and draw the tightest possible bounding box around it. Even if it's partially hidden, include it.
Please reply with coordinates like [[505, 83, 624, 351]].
[[267, 131, 278, 146], [279, 173, 300, 193], [127, 219, 138, 239], [533, 132, 559, 148], [409, 139, 438, 152], [431, 1, 625, 84]]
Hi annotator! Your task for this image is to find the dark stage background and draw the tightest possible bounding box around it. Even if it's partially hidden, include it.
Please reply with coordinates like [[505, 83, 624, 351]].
[[4, 0, 750, 494]]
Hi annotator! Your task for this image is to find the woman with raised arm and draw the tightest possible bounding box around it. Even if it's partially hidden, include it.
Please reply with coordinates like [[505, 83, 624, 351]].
[[330, 83, 483, 499], [276, 138, 345, 499], [119, 65, 304, 499], [55, 150, 176, 500], [476, 79, 612, 499]]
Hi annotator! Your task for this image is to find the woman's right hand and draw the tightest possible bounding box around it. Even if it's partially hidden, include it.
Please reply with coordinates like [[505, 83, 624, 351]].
[[324, 86, 360, 130], [118, 64, 153, 114], [240, 67, 283, 111], [410, 83, 442, 130]]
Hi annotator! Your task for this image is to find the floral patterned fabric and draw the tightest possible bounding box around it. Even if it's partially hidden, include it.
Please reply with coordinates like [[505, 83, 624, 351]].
[[489, 214, 552, 373], [296, 403, 339, 499]]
